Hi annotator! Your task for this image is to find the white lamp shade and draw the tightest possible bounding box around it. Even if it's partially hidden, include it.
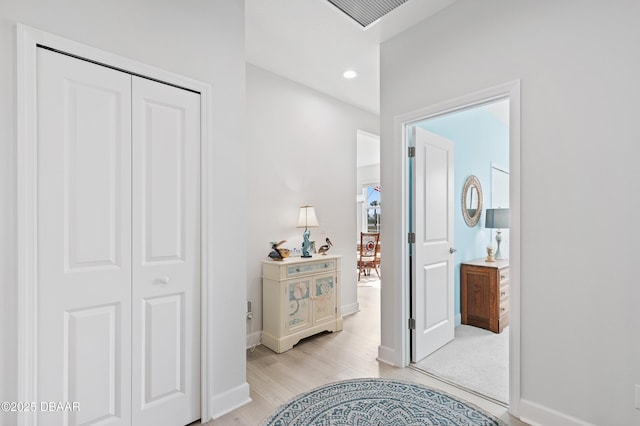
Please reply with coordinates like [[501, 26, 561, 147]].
[[297, 205, 320, 228]]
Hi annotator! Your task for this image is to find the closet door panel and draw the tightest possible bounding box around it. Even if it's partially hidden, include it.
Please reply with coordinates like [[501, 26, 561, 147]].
[[142, 294, 184, 401], [66, 80, 124, 269], [65, 304, 121, 425], [36, 48, 132, 426], [141, 100, 185, 262], [131, 77, 201, 426]]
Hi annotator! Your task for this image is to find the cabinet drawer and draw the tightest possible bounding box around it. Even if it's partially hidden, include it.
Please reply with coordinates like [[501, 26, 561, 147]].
[[287, 259, 336, 277], [499, 284, 509, 301], [499, 298, 509, 315], [499, 268, 509, 284]]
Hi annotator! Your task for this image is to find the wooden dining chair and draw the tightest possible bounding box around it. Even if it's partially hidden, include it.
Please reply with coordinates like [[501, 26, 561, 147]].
[[358, 232, 380, 280]]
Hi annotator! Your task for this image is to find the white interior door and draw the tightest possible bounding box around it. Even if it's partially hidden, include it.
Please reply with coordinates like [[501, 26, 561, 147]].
[[411, 127, 455, 362], [131, 77, 201, 425], [37, 48, 133, 426], [36, 48, 200, 426]]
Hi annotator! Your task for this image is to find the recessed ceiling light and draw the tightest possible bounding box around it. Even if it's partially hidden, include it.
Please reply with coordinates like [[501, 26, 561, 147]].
[[343, 69, 358, 79]]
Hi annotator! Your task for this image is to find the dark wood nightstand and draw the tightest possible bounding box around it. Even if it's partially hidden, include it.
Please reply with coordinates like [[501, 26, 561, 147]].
[[461, 259, 509, 333]]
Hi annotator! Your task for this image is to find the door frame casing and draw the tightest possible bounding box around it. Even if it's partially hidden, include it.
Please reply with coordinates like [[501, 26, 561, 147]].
[[16, 24, 213, 424], [393, 80, 521, 416]]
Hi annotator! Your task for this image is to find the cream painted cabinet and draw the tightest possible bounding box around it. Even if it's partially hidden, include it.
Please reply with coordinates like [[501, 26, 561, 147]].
[[262, 255, 343, 353]]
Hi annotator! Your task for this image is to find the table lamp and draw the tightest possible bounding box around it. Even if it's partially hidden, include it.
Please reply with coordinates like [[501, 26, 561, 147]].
[[485, 208, 509, 260], [296, 205, 319, 258]]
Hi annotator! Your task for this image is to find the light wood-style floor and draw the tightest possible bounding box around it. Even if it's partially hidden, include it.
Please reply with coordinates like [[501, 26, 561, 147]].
[[207, 284, 528, 425]]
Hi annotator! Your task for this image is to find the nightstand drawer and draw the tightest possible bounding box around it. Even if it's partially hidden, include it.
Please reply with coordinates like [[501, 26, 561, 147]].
[[499, 284, 509, 301], [499, 268, 509, 284], [499, 299, 509, 315]]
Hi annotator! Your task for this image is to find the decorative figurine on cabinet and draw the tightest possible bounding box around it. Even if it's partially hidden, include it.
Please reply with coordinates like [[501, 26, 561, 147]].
[[317, 237, 333, 255], [485, 246, 495, 262], [268, 240, 290, 261]]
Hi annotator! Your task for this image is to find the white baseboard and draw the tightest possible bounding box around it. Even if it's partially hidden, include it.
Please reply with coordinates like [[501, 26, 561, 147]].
[[455, 313, 461, 327], [341, 302, 360, 317], [518, 399, 596, 426], [246, 330, 261, 350], [209, 382, 252, 420], [377, 345, 397, 366]]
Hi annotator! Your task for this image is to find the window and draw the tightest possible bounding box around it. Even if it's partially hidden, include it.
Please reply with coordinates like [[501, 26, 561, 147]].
[[364, 184, 380, 233]]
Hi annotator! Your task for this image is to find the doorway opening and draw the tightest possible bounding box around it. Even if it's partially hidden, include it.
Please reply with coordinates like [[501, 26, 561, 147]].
[[356, 130, 381, 286], [408, 98, 510, 404], [357, 130, 381, 233], [397, 81, 521, 414]]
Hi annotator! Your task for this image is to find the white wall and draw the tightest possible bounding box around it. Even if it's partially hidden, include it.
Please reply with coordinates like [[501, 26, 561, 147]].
[[380, 1, 640, 425], [0, 1, 248, 423], [246, 64, 379, 345]]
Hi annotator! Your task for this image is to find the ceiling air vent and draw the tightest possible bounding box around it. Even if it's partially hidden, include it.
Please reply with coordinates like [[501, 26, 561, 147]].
[[326, 0, 409, 28]]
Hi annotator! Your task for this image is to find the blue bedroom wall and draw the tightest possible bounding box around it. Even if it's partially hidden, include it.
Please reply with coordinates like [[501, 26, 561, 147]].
[[418, 103, 509, 325]]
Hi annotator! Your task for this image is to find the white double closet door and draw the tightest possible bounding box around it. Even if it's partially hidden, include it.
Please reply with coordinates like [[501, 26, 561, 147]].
[[36, 48, 200, 425]]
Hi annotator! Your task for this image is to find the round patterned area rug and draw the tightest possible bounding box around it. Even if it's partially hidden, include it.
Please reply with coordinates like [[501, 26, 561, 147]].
[[262, 378, 505, 425]]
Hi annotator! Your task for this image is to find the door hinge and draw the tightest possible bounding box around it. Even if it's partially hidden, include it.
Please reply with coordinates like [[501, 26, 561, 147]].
[[408, 232, 415, 244], [408, 318, 416, 330], [408, 146, 415, 157]]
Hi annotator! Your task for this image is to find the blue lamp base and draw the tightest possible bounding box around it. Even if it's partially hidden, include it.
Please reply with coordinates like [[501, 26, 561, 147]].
[[301, 228, 312, 258]]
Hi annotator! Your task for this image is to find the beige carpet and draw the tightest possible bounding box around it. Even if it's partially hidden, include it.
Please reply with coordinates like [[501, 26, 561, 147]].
[[356, 277, 508, 403], [412, 324, 509, 404]]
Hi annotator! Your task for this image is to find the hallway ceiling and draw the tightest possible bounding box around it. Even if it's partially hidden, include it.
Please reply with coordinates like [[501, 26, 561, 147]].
[[246, 0, 456, 115]]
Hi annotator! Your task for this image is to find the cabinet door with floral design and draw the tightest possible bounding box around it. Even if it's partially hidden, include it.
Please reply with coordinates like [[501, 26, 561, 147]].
[[312, 275, 335, 325], [286, 279, 311, 334]]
